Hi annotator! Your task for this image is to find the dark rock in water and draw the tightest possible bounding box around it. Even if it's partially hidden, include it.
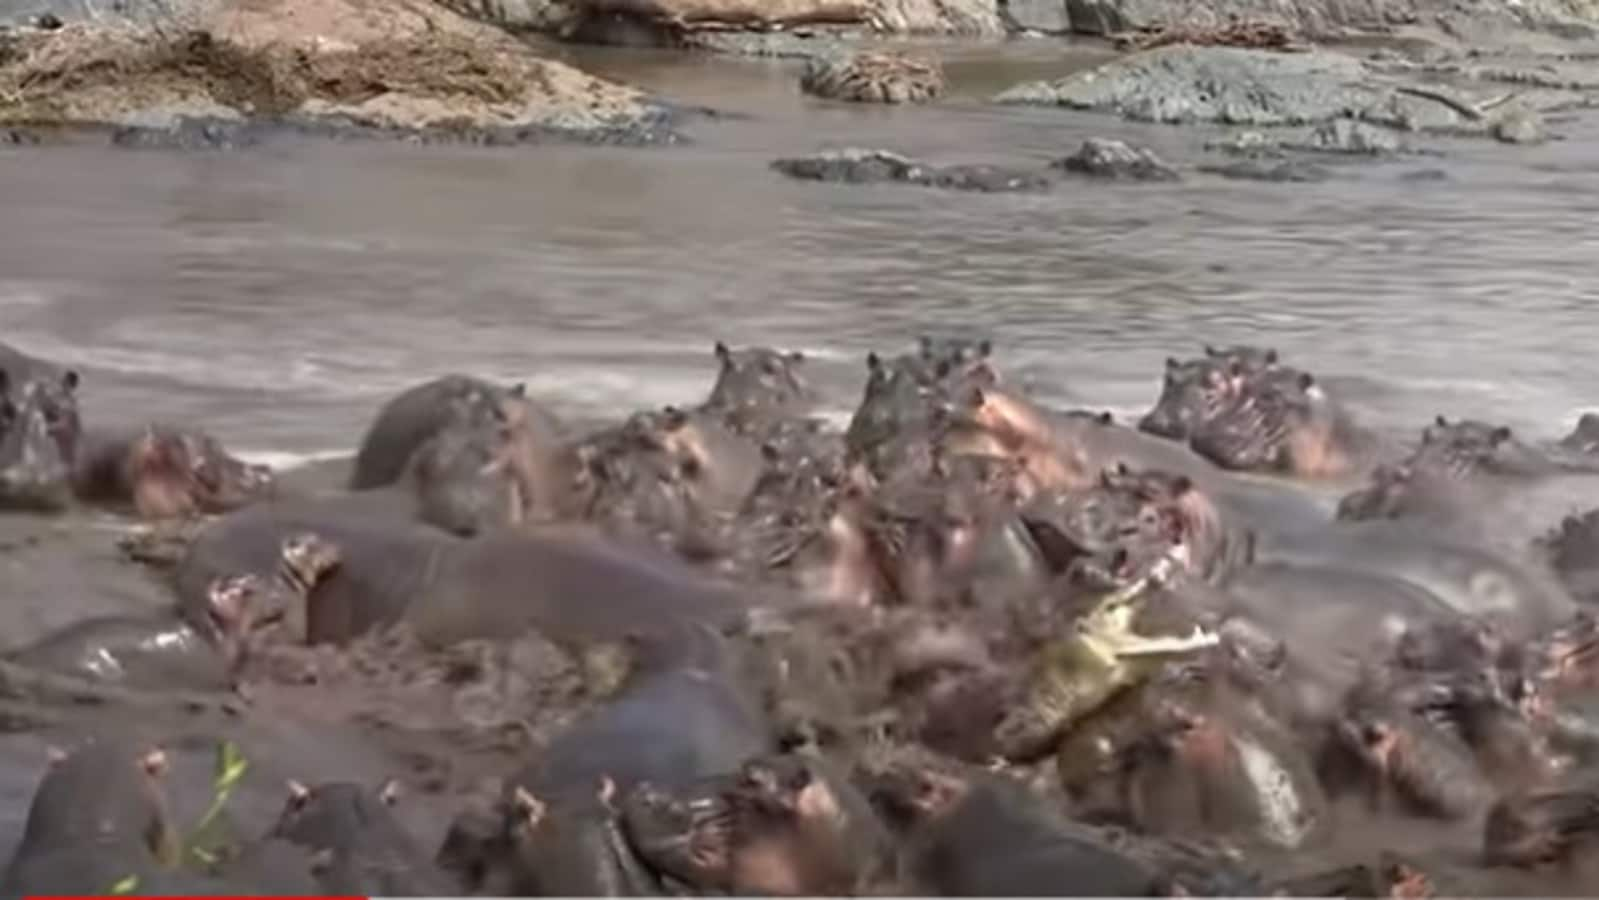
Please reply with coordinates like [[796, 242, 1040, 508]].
[[772, 148, 1052, 192], [110, 118, 266, 150], [1295, 118, 1404, 154], [1198, 159, 1333, 182], [800, 50, 945, 104], [1400, 167, 1450, 181], [1051, 137, 1179, 181], [994, 45, 1494, 131], [1001, 0, 1069, 31]]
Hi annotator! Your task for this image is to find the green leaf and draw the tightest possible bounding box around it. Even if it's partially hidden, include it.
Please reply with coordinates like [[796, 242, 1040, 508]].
[[214, 740, 249, 792], [109, 873, 140, 895]]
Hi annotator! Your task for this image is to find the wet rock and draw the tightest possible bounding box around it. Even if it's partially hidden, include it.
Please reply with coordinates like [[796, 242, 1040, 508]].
[[1001, 0, 1069, 32], [800, 50, 945, 104], [0, 0, 681, 146], [1059, 0, 1599, 42], [1051, 137, 1179, 180], [435, 0, 578, 31], [1297, 118, 1404, 154], [994, 45, 1490, 131], [772, 148, 1053, 192], [570, 0, 868, 28], [868, 0, 1005, 34], [1198, 159, 1333, 181], [1490, 105, 1548, 144]]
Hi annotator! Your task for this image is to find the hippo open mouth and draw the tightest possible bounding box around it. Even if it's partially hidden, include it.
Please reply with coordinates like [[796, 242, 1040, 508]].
[[620, 780, 736, 889]]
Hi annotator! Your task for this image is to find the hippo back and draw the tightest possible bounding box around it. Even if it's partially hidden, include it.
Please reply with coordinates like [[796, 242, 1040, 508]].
[[409, 530, 752, 649]]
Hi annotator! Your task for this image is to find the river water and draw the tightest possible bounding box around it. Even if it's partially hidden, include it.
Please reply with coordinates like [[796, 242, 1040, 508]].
[[1, 40, 1597, 465]]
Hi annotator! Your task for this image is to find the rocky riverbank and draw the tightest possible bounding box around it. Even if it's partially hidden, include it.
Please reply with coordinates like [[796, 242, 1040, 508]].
[[0, 0, 691, 146]]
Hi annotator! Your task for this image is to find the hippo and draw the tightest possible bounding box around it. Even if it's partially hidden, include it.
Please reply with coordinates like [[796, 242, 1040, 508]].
[[1139, 347, 1375, 479], [0, 377, 74, 511], [173, 495, 455, 646], [1338, 417, 1599, 540], [4, 614, 234, 692], [70, 425, 274, 520], [1137, 346, 1279, 442], [620, 752, 897, 895], [858, 747, 1166, 896], [843, 339, 997, 479], [700, 342, 817, 436], [799, 50, 945, 104], [1559, 413, 1599, 455], [0, 345, 83, 463], [0, 736, 181, 896], [1252, 519, 1577, 641], [1092, 675, 1328, 851], [348, 375, 563, 510], [1482, 785, 1599, 868], [452, 628, 771, 895], [267, 779, 456, 895], [403, 413, 544, 537], [1536, 509, 1599, 607], [1328, 673, 1498, 822]]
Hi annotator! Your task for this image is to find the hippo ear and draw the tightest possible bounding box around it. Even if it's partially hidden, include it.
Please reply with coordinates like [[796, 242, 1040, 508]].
[[1170, 475, 1193, 496], [866, 351, 881, 372], [1165, 356, 1180, 370], [1491, 426, 1513, 445], [760, 442, 780, 463], [1203, 344, 1218, 357], [1266, 349, 1279, 364], [286, 779, 312, 810], [1116, 461, 1130, 475], [0, 367, 8, 395], [1297, 372, 1315, 391], [61, 370, 79, 393], [787, 350, 806, 364], [308, 848, 335, 877], [1435, 415, 1449, 427], [1096, 411, 1113, 425], [139, 748, 169, 779], [378, 778, 403, 807], [918, 336, 933, 358], [977, 339, 992, 358], [714, 341, 731, 362], [511, 786, 547, 828], [507, 382, 527, 399]]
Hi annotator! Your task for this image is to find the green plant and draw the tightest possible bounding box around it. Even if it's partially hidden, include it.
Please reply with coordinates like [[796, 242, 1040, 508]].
[[104, 739, 251, 893]]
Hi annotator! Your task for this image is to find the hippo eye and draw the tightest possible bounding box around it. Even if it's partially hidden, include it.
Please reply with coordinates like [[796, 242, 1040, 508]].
[[679, 457, 702, 479]]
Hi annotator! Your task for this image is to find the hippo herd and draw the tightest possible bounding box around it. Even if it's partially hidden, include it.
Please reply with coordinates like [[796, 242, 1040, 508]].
[[5, 334, 1599, 896]]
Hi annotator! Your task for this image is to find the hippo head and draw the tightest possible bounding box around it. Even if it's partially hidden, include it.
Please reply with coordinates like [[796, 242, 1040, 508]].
[[0, 378, 74, 511], [204, 571, 298, 665], [1560, 413, 1599, 455], [704, 342, 815, 429], [845, 344, 999, 468], [125, 427, 274, 520], [0, 367, 82, 463], [623, 756, 883, 896], [30, 737, 180, 867], [271, 778, 404, 850], [1416, 415, 1549, 478], [1186, 368, 1323, 473], [409, 422, 534, 537], [1138, 356, 1247, 441], [620, 779, 737, 891]]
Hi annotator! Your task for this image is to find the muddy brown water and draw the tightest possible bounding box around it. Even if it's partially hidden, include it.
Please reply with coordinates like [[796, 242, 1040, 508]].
[[0, 38, 1598, 881]]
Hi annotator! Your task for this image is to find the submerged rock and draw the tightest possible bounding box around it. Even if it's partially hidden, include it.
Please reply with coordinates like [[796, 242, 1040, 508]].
[[994, 45, 1498, 131], [800, 50, 945, 104], [0, 0, 681, 146], [772, 148, 1053, 192], [1198, 159, 1333, 182], [1051, 137, 1179, 180]]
